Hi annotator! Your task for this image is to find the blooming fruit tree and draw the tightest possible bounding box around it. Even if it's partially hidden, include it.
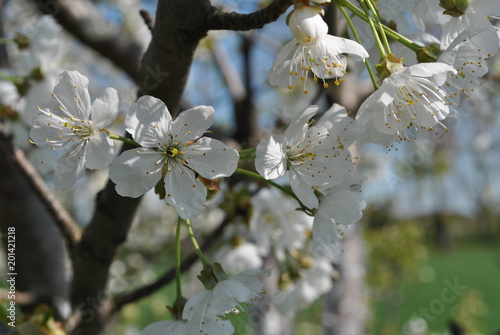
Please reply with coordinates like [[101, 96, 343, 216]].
[[0, 0, 498, 334]]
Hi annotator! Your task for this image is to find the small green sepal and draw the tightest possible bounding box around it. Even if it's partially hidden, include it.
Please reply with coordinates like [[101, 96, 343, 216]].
[[197, 263, 228, 290], [375, 53, 404, 82], [416, 44, 444, 63]]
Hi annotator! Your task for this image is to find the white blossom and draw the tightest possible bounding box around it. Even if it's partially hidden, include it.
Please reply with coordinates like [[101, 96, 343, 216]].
[[109, 95, 239, 219], [269, 7, 368, 95], [30, 70, 119, 190], [182, 269, 270, 321], [356, 62, 457, 145], [255, 105, 353, 209]]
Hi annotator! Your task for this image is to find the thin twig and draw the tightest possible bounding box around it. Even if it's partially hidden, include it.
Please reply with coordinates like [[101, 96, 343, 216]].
[[112, 217, 231, 309], [0, 126, 82, 250], [206, 0, 293, 31], [140, 9, 155, 32]]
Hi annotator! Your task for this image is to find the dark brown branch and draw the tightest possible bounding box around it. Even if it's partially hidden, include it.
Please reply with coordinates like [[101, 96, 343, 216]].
[[33, 0, 143, 83], [0, 126, 82, 250], [206, 0, 293, 31], [140, 9, 155, 32], [112, 217, 231, 309]]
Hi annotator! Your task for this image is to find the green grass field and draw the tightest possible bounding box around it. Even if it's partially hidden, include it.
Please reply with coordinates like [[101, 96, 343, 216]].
[[372, 240, 500, 335]]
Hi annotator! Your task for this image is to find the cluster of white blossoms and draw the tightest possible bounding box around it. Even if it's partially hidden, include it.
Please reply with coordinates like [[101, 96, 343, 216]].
[[352, 0, 500, 146], [22, 0, 500, 334]]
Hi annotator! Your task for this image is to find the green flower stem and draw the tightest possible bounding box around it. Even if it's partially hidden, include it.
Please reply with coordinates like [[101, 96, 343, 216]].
[[365, 0, 392, 54], [109, 134, 141, 147], [338, 5, 379, 89], [235, 168, 315, 215], [184, 218, 210, 267], [337, 0, 421, 53], [238, 148, 256, 155], [175, 217, 183, 299], [0, 38, 12, 44], [358, 0, 387, 59]]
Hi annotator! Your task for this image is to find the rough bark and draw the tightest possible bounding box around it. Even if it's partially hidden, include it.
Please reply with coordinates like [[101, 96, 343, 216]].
[[0, 138, 69, 320]]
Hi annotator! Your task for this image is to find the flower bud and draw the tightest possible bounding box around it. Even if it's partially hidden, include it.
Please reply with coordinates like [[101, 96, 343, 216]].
[[439, 0, 470, 17], [288, 6, 328, 45]]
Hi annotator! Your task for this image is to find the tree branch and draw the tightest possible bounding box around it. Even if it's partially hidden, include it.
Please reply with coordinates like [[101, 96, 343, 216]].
[[33, 0, 143, 82], [139, 9, 155, 32], [206, 0, 293, 31], [0, 126, 81, 250]]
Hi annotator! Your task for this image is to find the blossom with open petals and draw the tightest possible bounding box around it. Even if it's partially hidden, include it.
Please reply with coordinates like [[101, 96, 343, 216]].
[[268, 36, 368, 93], [30, 70, 119, 190], [255, 105, 353, 209], [269, 6, 368, 93], [356, 62, 456, 145], [109, 95, 239, 219]]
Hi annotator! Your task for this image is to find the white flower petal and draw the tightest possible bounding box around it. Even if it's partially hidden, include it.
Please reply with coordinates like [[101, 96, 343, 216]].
[[85, 132, 115, 169], [290, 171, 319, 209], [268, 40, 302, 88], [91, 87, 119, 128], [255, 134, 287, 180], [140, 320, 186, 335], [283, 105, 318, 145], [312, 214, 343, 259], [126, 95, 172, 147], [182, 290, 211, 321], [53, 144, 87, 190], [184, 137, 239, 179], [30, 109, 70, 148], [52, 71, 91, 120], [409, 62, 455, 86], [288, 7, 328, 44], [211, 280, 251, 312], [109, 148, 164, 198], [185, 314, 234, 335], [164, 164, 206, 219], [318, 182, 366, 226], [171, 105, 214, 143]]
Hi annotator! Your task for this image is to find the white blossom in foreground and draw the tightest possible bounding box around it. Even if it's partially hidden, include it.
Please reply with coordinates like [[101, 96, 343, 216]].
[[109, 95, 239, 219], [269, 5, 368, 93], [30, 70, 119, 190], [313, 177, 366, 259], [255, 105, 353, 209], [268, 36, 369, 93], [182, 269, 270, 322], [356, 62, 456, 145]]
